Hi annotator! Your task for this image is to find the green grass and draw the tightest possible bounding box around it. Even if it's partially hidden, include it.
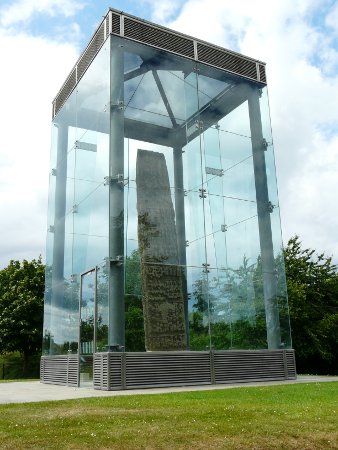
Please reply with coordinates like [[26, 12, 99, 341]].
[[0, 383, 337, 449]]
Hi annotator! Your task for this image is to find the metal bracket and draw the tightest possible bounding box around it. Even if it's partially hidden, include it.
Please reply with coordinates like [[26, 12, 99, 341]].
[[104, 174, 128, 186], [70, 274, 77, 283], [71, 204, 78, 214], [221, 224, 228, 232], [184, 190, 188, 197], [267, 201, 275, 213], [111, 100, 125, 110], [202, 263, 210, 273], [185, 240, 190, 247], [51, 168, 57, 176], [48, 225, 55, 233], [110, 255, 124, 267], [262, 138, 269, 151], [195, 120, 204, 130], [199, 188, 207, 198]]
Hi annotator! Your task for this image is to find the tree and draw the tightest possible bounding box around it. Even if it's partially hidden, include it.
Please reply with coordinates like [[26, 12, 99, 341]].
[[284, 236, 338, 374], [0, 258, 45, 371]]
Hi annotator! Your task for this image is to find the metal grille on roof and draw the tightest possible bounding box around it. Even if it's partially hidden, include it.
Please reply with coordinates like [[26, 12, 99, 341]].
[[124, 17, 195, 59], [259, 64, 267, 83], [77, 22, 105, 81], [197, 42, 258, 80], [111, 12, 120, 35], [54, 68, 76, 114], [53, 10, 267, 118]]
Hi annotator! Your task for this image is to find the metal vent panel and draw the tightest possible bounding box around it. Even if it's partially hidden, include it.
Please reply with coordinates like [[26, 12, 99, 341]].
[[109, 354, 123, 389], [124, 17, 195, 59], [94, 353, 110, 390], [259, 64, 267, 83], [286, 350, 297, 379], [214, 350, 285, 384], [40, 356, 79, 386], [111, 13, 120, 35], [54, 68, 76, 115], [67, 357, 79, 386], [125, 352, 211, 388], [197, 43, 258, 81], [77, 22, 105, 81]]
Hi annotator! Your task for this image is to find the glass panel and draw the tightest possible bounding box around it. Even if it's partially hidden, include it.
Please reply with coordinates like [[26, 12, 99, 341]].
[[44, 33, 292, 359], [43, 39, 110, 357], [96, 263, 109, 352], [209, 265, 268, 350], [124, 249, 145, 351], [188, 266, 211, 351], [258, 87, 273, 145], [80, 269, 95, 387]]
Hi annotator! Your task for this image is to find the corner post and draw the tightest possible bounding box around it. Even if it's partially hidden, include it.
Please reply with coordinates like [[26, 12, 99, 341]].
[[108, 39, 125, 350], [248, 86, 281, 349], [173, 145, 189, 347]]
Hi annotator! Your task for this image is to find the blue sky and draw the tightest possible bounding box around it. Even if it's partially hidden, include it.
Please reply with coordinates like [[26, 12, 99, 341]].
[[1, 0, 338, 268]]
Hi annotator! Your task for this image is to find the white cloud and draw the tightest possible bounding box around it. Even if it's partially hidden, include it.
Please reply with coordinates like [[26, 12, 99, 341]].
[[141, 0, 183, 24], [0, 28, 79, 267], [325, 1, 338, 35], [0, 0, 84, 27], [1, 0, 338, 268], [160, 0, 338, 260]]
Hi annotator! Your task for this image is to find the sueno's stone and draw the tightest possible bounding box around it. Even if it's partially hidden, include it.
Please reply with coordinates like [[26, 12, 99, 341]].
[[136, 149, 187, 351]]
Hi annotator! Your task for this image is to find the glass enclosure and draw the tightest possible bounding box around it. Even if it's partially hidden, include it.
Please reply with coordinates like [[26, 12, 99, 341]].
[[43, 34, 291, 359]]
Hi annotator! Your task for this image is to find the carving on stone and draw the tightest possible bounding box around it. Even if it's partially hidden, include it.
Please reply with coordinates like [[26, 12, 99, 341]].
[[136, 149, 187, 351]]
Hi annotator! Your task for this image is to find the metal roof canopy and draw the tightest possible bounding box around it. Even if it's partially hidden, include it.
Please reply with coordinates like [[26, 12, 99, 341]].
[[53, 9, 266, 147]]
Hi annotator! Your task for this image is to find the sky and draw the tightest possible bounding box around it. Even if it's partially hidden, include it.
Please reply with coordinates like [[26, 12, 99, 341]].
[[1, 0, 338, 269]]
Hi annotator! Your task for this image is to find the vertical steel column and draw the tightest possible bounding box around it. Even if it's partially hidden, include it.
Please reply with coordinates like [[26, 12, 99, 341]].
[[248, 86, 281, 349], [108, 40, 125, 350], [173, 146, 189, 347], [51, 123, 68, 313]]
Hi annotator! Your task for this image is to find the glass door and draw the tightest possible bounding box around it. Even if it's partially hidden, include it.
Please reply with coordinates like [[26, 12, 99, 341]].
[[79, 268, 97, 387]]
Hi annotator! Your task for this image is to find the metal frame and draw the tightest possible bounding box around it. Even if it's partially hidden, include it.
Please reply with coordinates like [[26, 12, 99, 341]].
[[92, 349, 297, 390], [78, 266, 97, 387], [52, 8, 267, 118], [43, 11, 295, 390]]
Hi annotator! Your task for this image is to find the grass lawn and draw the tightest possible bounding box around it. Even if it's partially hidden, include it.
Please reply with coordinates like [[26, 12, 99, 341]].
[[0, 382, 337, 449]]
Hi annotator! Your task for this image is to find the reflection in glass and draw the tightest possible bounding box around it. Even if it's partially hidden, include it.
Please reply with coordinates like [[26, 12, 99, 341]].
[[44, 33, 292, 364]]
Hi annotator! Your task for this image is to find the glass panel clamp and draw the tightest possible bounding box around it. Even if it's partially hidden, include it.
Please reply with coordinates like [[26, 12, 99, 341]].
[[105, 255, 123, 267], [262, 138, 269, 151], [202, 263, 210, 273], [104, 174, 128, 186], [111, 100, 125, 110], [199, 188, 207, 198], [267, 201, 275, 213], [70, 274, 77, 283]]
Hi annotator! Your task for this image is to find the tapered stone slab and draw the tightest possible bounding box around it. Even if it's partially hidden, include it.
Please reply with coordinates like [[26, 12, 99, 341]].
[[136, 149, 187, 351]]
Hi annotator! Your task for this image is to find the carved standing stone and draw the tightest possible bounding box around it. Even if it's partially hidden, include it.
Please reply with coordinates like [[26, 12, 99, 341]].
[[136, 149, 187, 351]]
